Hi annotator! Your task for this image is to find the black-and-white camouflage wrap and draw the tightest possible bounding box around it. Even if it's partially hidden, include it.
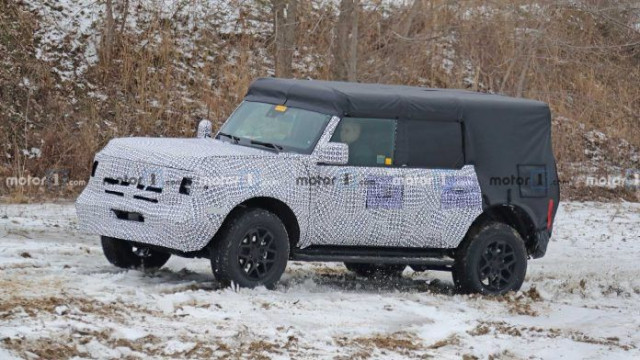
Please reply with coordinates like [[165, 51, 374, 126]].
[[76, 116, 483, 252]]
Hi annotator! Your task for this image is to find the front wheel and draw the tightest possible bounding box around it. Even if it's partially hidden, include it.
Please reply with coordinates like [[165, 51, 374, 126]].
[[101, 236, 171, 270], [211, 208, 289, 289], [452, 223, 527, 295]]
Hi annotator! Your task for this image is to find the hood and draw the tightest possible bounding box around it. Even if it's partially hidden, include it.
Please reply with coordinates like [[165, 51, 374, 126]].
[[98, 137, 275, 170]]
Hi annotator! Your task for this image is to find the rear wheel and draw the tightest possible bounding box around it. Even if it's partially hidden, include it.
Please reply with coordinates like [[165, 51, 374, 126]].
[[344, 262, 406, 278], [101, 236, 171, 270], [452, 223, 527, 295], [211, 208, 289, 289]]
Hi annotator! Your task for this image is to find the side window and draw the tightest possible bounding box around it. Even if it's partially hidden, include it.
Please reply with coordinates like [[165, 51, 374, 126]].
[[395, 120, 464, 169], [330, 118, 396, 167]]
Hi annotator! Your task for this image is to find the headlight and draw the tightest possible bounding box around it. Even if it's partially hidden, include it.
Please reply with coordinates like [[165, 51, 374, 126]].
[[179, 177, 193, 195], [91, 161, 99, 177]]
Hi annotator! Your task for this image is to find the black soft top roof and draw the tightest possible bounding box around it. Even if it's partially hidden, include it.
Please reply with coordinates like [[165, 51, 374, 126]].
[[245, 78, 560, 236], [245, 77, 549, 122]]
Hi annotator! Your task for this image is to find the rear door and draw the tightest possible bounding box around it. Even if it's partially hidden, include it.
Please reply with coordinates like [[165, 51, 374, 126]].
[[393, 120, 483, 248]]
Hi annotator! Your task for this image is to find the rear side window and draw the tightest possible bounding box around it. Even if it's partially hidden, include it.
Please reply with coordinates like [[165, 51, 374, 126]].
[[330, 118, 397, 167], [395, 120, 464, 169]]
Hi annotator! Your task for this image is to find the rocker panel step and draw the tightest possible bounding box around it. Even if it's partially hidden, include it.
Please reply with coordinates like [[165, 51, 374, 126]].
[[290, 245, 455, 270]]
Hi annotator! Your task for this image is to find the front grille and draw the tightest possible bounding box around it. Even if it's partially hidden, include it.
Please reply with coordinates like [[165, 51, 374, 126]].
[[133, 195, 158, 203], [97, 158, 192, 203], [145, 186, 162, 193], [103, 176, 163, 194], [104, 177, 120, 185]]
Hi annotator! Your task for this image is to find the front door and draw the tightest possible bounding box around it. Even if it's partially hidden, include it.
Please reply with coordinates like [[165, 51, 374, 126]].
[[308, 117, 406, 247]]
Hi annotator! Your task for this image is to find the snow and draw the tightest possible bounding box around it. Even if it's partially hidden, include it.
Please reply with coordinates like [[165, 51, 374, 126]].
[[19, 0, 436, 85], [0, 201, 639, 358], [20, 148, 41, 159], [23, 0, 104, 81], [21, 0, 272, 82]]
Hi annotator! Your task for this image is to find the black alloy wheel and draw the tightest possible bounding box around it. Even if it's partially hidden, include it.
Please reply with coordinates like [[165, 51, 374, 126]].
[[452, 222, 527, 295], [477, 239, 517, 291], [211, 208, 289, 289], [238, 227, 278, 281]]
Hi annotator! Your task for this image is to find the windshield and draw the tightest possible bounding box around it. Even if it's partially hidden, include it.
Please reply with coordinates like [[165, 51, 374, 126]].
[[217, 101, 331, 154]]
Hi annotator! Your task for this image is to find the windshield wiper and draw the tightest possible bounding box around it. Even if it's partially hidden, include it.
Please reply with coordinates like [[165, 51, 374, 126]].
[[216, 132, 240, 143], [250, 140, 283, 153], [218, 132, 283, 153]]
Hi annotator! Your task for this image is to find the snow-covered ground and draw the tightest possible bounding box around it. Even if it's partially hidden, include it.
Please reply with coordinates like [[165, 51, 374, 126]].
[[0, 201, 638, 359]]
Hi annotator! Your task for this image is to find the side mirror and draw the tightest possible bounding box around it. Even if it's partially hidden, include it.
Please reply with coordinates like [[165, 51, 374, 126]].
[[316, 142, 349, 165], [197, 119, 212, 138]]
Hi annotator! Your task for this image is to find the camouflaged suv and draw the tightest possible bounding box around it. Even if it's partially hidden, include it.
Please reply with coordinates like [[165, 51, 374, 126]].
[[76, 78, 560, 294]]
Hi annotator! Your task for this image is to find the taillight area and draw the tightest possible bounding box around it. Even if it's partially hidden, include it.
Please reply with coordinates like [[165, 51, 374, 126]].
[[179, 177, 193, 195], [547, 198, 554, 230]]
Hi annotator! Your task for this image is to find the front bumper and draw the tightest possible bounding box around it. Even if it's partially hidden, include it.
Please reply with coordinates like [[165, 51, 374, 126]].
[[75, 156, 223, 252]]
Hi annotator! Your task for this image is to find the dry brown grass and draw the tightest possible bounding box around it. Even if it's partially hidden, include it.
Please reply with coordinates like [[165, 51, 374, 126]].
[[467, 320, 636, 352], [1, 0, 638, 201], [334, 331, 424, 358]]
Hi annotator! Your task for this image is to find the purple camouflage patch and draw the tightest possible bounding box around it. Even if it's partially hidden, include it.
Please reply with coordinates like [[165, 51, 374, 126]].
[[365, 175, 404, 209], [441, 175, 482, 209]]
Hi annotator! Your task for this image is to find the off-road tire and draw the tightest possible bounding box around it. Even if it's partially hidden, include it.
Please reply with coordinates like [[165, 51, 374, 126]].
[[101, 236, 171, 270], [211, 208, 289, 289], [344, 263, 406, 278], [452, 223, 527, 295]]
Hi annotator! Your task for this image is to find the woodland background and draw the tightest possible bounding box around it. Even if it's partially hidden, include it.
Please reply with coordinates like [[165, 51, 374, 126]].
[[0, 0, 638, 201]]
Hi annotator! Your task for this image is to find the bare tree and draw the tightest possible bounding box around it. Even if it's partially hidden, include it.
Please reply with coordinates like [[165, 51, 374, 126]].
[[400, 0, 424, 38], [102, 0, 116, 64], [333, 0, 359, 81], [272, 0, 298, 78], [120, 0, 130, 34]]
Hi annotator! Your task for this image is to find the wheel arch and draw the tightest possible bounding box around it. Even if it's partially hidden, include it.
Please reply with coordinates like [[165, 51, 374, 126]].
[[463, 204, 538, 256], [211, 197, 301, 251]]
